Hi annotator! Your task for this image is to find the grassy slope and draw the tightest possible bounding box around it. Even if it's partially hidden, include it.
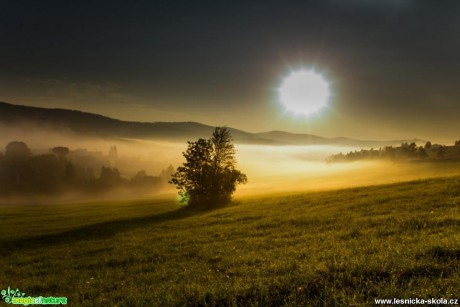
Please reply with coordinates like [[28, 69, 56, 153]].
[[1, 177, 459, 306]]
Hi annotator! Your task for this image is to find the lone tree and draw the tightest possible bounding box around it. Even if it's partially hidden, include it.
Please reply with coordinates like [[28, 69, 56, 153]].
[[170, 127, 247, 208]]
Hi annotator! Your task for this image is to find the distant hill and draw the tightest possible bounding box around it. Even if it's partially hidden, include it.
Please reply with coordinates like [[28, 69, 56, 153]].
[[0, 101, 421, 147], [254, 131, 422, 147]]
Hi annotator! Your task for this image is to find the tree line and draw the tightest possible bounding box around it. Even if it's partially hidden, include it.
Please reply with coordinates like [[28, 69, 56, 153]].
[[0, 141, 174, 196], [327, 141, 460, 163]]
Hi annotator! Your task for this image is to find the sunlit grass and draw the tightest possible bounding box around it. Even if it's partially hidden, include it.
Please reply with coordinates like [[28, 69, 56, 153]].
[[1, 177, 459, 305]]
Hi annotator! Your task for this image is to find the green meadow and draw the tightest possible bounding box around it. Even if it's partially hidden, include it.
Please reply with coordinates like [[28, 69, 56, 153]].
[[1, 177, 459, 306]]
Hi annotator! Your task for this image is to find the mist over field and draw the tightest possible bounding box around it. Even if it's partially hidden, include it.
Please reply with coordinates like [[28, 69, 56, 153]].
[[2, 124, 460, 203], [0, 123, 182, 177], [236, 144, 460, 195]]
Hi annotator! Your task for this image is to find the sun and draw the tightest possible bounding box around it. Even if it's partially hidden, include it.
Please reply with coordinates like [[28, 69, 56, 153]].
[[278, 69, 330, 115]]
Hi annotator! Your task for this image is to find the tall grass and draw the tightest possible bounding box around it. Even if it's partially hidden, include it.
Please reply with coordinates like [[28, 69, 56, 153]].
[[1, 177, 459, 306]]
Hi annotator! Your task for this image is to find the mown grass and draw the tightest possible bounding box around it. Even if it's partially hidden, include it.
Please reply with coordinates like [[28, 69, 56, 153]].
[[1, 177, 459, 306]]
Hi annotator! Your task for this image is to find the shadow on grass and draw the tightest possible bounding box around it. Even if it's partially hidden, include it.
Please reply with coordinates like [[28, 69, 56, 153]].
[[1, 206, 211, 254]]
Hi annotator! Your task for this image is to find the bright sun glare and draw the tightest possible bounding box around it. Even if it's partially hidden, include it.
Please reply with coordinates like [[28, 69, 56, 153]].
[[278, 69, 330, 115]]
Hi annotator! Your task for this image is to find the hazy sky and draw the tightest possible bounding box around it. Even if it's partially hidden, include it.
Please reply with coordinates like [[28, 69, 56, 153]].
[[1, 1, 460, 142]]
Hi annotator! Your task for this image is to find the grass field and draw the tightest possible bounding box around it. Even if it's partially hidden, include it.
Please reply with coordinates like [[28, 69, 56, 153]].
[[1, 176, 459, 306]]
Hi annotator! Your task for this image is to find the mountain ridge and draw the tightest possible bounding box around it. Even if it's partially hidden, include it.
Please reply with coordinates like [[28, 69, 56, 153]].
[[0, 101, 422, 147]]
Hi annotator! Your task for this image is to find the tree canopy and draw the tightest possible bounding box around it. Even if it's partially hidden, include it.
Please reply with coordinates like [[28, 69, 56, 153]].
[[170, 127, 247, 208]]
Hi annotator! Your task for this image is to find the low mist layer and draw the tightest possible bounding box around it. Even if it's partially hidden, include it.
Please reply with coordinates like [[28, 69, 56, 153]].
[[236, 144, 460, 196], [2, 125, 460, 203]]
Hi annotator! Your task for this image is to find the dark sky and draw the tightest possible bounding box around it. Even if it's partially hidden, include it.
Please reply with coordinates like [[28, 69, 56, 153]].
[[1, 0, 460, 141]]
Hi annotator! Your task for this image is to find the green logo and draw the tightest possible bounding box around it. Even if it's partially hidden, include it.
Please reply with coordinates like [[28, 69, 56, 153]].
[[1, 287, 25, 304], [1, 287, 67, 305]]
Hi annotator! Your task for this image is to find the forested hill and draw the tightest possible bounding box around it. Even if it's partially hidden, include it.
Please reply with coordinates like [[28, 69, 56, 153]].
[[327, 141, 460, 162], [0, 101, 259, 143], [0, 101, 420, 147]]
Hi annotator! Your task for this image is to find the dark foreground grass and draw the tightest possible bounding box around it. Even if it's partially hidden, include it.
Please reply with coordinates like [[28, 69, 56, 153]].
[[1, 177, 459, 306]]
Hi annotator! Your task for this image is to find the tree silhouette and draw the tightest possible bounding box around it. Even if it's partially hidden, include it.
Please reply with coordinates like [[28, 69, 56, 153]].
[[99, 166, 121, 189], [51, 146, 70, 157], [5, 141, 31, 158], [2, 142, 33, 194], [170, 127, 247, 208]]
